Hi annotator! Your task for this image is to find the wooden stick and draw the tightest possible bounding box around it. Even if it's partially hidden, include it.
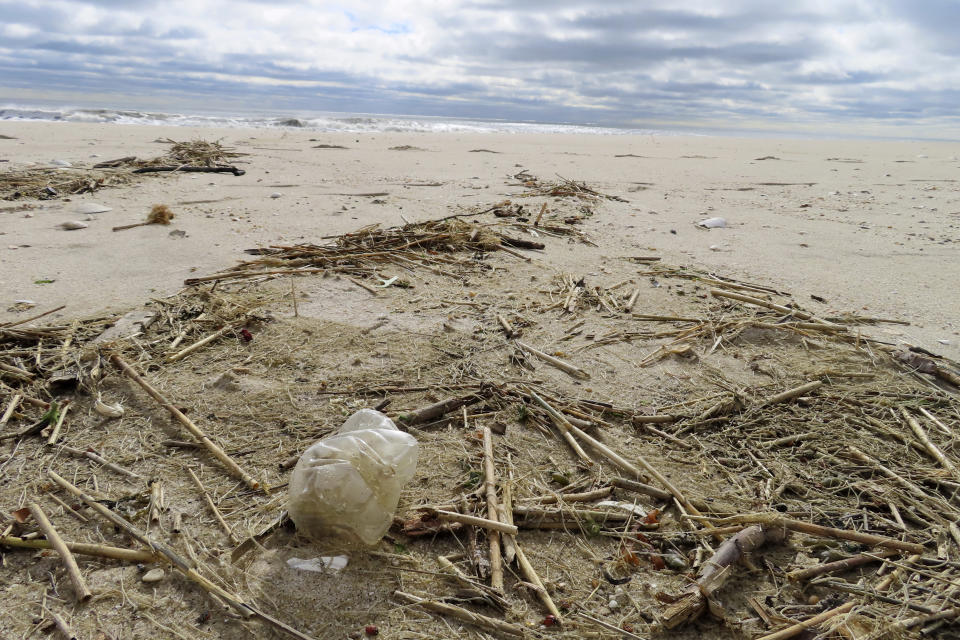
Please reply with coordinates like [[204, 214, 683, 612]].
[[757, 380, 823, 407], [167, 323, 237, 362], [692, 513, 926, 554], [348, 277, 379, 295], [45, 402, 70, 445], [526, 390, 593, 466], [188, 468, 239, 544], [0, 393, 21, 426], [786, 549, 897, 582], [45, 608, 77, 640], [518, 486, 613, 505], [903, 408, 959, 481], [710, 289, 837, 326], [631, 413, 677, 424], [0, 535, 161, 563], [515, 341, 590, 379], [434, 510, 518, 536], [45, 492, 88, 523], [27, 502, 92, 602], [918, 406, 954, 437], [394, 590, 524, 637], [481, 425, 504, 591], [55, 444, 142, 479], [109, 354, 261, 490], [513, 541, 561, 620], [499, 471, 517, 564], [398, 392, 485, 426], [496, 314, 518, 338], [846, 446, 952, 522], [626, 285, 642, 313]]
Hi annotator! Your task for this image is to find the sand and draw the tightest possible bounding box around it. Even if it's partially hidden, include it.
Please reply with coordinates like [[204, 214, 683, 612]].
[[1, 121, 957, 360], [2, 121, 960, 640]]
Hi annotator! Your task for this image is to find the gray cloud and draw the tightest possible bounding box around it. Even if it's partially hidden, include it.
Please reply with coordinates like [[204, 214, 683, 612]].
[[0, 1, 958, 138]]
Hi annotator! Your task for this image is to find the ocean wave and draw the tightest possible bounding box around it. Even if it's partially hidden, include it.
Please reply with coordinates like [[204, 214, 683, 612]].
[[0, 104, 669, 136]]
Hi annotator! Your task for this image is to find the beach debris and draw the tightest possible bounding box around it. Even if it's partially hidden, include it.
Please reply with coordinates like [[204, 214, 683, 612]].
[[93, 396, 125, 418], [49, 159, 72, 167], [312, 144, 348, 149], [60, 221, 88, 230], [112, 204, 175, 232], [286, 556, 349, 574], [288, 409, 418, 545], [270, 192, 282, 199], [389, 145, 426, 151], [141, 568, 165, 583], [697, 216, 727, 228]]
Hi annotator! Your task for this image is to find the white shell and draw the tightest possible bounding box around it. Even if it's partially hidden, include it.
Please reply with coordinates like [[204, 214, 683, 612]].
[[697, 216, 727, 228], [60, 221, 88, 230], [94, 398, 125, 418], [49, 159, 72, 167], [74, 202, 112, 214]]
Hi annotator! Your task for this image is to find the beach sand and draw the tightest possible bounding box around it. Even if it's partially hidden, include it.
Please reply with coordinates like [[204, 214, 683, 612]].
[[2, 121, 957, 359], [2, 122, 960, 639]]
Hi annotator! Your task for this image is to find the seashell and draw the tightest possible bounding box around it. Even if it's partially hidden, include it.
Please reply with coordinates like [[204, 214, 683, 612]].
[[74, 202, 112, 214], [94, 396, 125, 418], [60, 221, 88, 230], [697, 216, 727, 228], [49, 159, 72, 167]]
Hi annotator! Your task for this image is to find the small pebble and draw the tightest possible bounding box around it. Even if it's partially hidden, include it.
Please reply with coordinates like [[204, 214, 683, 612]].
[[608, 599, 619, 610], [270, 192, 282, 199], [60, 221, 88, 230], [142, 568, 165, 583]]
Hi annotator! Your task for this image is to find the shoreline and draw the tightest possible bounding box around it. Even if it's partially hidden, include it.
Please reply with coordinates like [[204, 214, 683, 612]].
[[1, 121, 958, 360]]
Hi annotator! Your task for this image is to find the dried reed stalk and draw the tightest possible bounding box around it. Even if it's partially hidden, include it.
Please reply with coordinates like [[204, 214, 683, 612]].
[[27, 502, 92, 602]]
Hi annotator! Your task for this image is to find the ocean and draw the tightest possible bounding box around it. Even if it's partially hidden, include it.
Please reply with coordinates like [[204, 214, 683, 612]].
[[0, 104, 669, 137]]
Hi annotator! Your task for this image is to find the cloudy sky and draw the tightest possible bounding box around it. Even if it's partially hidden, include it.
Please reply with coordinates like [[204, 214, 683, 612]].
[[1, 0, 959, 137]]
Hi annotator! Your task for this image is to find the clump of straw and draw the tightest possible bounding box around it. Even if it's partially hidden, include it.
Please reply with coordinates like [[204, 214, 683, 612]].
[[112, 204, 175, 232]]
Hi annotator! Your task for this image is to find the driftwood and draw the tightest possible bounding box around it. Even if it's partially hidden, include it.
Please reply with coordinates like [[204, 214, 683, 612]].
[[132, 166, 245, 176], [661, 524, 786, 628]]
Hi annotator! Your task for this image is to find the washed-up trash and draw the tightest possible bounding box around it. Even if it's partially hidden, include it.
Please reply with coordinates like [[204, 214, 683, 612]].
[[288, 409, 419, 545], [697, 217, 727, 229], [286, 555, 349, 574]]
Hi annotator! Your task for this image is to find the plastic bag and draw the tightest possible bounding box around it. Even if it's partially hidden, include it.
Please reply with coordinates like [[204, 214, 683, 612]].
[[287, 409, 418, 545]]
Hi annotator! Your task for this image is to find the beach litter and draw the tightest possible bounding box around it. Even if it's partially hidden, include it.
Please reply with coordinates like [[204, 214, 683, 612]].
[[111, 203, 175, 231], [697, 216, 727, 228]]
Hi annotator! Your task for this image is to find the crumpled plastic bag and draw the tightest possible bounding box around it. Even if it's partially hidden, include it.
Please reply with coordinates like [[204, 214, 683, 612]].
[[287, 409, 418, 545]]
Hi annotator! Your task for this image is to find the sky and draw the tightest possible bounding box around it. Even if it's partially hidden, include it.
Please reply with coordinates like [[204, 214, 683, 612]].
[[1, 0, 959, 137]]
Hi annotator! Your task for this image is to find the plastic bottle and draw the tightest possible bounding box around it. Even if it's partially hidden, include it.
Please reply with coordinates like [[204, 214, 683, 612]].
[[287, 409, 418, 545]]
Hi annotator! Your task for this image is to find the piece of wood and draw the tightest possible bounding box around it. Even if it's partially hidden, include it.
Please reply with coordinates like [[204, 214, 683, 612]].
[[109, 354, 261, 490], [693, 513, 926, 554], [757, 380, 823, 407], [496, 314, 518, 338], [0, 393, 21, 426], [786, 549, 897, 582], [45, 401, 70, 445], [45, 608, 77, 640], [513, 541, 561, 620], [0, 535, 160, 563], [45, 492, 88, 523], [481, 425, 504, 591], [55, 444, 141, 479], [903, 408, 959, 481], [661, 524, 786, 628], [625, 285, 642, 313], [188, 468, 239, 544], [27, 502, 92, 602], [433, 510, 518, 536], [132, 165, 245, 176], [517, 486, 613, 505], [515, 341, 590, 379], [398, 392, 485, 426], [167, 323, 238, 362], [710, 289, 837, 326], [394, 590, 524, 637], [526, 390, 593, 466]]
